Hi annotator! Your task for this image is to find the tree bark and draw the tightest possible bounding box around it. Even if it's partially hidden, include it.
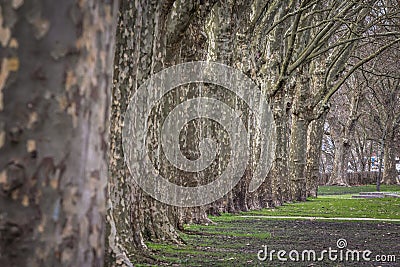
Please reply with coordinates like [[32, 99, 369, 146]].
[[328, 137, 351, 186], [254, 1, 292, 206], [289, 115, 310, 201], [305, 112, 327, 197], [382, 133, 398, 185], [288, 66, 312, 202], [328, 92, 361, 186], [265, 89, 290, 205], [106, 1, 182, 265], [0, 1, 117, 266]]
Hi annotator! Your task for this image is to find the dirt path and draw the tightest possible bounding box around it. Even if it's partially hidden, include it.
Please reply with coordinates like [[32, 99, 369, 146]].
[[151, 218, 400, 266]]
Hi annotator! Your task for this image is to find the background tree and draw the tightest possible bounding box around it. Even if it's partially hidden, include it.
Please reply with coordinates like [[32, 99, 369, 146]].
[[361, 47, 400, 185], [326, 78, 363, 185]]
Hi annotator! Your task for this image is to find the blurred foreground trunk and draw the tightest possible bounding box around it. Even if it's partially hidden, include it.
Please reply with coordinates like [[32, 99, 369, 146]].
[[0, 1, 117, 266]]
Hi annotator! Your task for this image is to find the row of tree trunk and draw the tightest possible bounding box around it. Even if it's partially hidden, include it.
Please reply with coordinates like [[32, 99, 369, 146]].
[[0, 0, 398, 266]]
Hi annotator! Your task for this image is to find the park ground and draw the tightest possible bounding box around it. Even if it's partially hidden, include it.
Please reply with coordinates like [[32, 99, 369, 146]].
[[142, 185, 400, 266]]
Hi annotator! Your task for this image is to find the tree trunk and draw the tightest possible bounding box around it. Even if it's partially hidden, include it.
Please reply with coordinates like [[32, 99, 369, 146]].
[[250, 1, 291, 206], [265, 90, 290, 205], [106, 1, 182, 265], [0, 1, 117, 266], [203, 0, 245, 215], [289, 114, 310, 201], [305, 112, 327, 197], [367, 141, 373, 172], [288, 64, 312, 202], [382, 134, 398, 184], [328, 91, 361, 186], [377, 139, 384, 191], [328, 139, 351, 186]]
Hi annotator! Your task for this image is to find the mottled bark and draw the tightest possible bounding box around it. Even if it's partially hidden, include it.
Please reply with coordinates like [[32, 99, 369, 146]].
[[255, 1, 292, 206], [305, 111, 327, 197], [204, 0, 239, 215], [353, 132, 368, 172], [163, 1, 220, 225], [289, 66, 312, 202], [289, 116, 310, 201], [329, 137, 351, 186], [305, 56, 328, 198], [382, 133, 398, 185], [267, 92, 290, 204], [0, 0, 117, 266], [106, 2, 146, 264], [328, 93, 361, 186], [106, 1, 181, 266]]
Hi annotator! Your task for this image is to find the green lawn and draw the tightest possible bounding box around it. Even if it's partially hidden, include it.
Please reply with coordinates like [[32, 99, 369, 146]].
[[318, 184, 400, 195], [142, 188, 400, 266], [143, 198, 400, 266], [145, 219, 274, 266], [242, 197, 400, 219]]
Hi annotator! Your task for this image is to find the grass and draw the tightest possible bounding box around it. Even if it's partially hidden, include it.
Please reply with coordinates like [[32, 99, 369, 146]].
[[139, 185, 400, 266], [318, 184, 400, 195], [145, 219, 275, 266], [141, 208, 400, 267], [243, 183, 400, 220], [242, 197, 400, 219]]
